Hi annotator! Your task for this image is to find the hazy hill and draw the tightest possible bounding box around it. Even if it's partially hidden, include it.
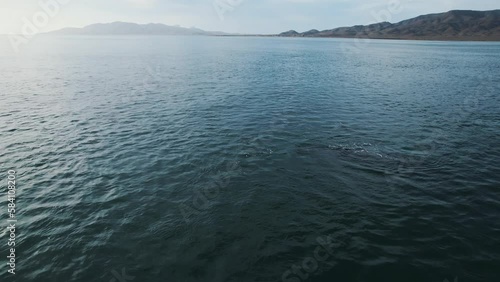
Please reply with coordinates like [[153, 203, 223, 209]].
[[47, 22, 229, 36], [279, 10, 500, 41]]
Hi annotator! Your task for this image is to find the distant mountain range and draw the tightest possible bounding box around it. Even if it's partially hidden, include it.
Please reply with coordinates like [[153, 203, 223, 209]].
[[47, 22, 229, 36], [47, 10, 500, 41], [279, 10, 500, 41]]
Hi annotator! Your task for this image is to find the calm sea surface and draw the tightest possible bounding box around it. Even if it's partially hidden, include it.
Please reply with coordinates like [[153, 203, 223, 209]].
[[0, 36, 499, 282]]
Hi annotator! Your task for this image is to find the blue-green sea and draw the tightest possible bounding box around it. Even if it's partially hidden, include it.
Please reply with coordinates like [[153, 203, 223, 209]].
[[1, 35, 499, 282]]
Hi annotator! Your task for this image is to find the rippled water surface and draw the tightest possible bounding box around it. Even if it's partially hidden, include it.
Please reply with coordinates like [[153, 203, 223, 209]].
[[1, 36, 500, 282]]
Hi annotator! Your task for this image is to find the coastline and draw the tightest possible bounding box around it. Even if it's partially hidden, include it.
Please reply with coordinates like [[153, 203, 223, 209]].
[[216, 34, 500, 42]]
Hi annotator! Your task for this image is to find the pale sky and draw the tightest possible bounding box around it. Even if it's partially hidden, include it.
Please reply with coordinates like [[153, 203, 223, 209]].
[[0, 0, 498, 34]]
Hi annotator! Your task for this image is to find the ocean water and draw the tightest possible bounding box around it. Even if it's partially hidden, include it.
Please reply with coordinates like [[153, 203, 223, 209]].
[[0, 35, 499, 282]]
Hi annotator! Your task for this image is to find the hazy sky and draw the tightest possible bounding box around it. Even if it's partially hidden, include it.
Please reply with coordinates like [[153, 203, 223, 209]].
[[0, 0, 498, 34]]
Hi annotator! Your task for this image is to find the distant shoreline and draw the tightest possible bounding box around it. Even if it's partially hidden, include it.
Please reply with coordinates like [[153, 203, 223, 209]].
[[7, 33, 498, 42], [216, 34, 500, 42]]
